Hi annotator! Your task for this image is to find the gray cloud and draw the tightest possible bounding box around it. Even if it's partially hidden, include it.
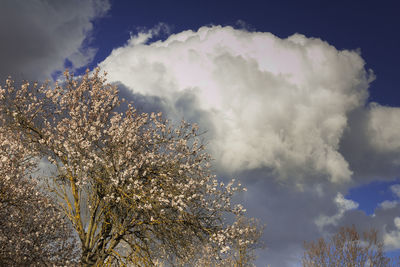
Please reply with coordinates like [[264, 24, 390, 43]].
[[339, 105, 400, 184], [0, 0, 110, 81]]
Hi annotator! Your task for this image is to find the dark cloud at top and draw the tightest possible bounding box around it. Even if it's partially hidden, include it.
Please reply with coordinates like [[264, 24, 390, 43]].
[[0, 0, 110, 82]]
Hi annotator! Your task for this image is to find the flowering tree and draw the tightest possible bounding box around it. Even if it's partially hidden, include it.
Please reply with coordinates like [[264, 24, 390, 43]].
[[0, 126, 78, 265], [0, 68, 262, 266]]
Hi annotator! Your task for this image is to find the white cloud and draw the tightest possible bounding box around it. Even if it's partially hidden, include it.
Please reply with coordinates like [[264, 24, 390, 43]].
[[130, 22, 171, 46], [100, 25, 372, 183], [384, 217, 400, 249], [390, 184, 400, 198], [315, 193, 359, 228], [380, 200, 398, 209], [335, 192, 359, 210]]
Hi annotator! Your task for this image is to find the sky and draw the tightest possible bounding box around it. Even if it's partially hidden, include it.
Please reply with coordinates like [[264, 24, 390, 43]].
[[2, 0, 400, 266]]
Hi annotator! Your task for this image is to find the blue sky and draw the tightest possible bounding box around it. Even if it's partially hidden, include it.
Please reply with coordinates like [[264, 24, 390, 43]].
[[2, 1, 400, 266]]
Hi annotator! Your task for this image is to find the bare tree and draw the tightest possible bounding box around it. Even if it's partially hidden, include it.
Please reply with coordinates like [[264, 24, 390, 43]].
[[0, 68, 263, 266], [303, 225, 395, 267]]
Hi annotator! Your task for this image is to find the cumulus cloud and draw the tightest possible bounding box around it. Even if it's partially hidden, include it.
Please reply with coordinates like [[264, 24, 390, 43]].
[[0, 0, 110, 81], [98, 25, 400, 266], [100, 25, 373, 184]]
